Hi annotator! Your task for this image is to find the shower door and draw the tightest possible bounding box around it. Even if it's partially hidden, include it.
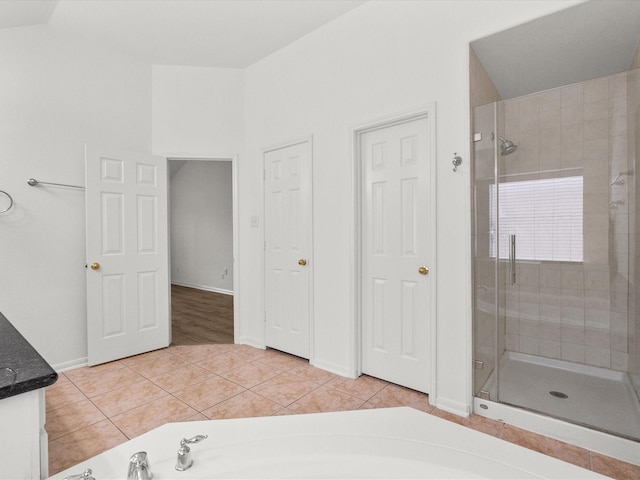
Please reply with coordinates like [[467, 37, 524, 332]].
[[472, 102, 501, 400], [473, 96, 589, 406]]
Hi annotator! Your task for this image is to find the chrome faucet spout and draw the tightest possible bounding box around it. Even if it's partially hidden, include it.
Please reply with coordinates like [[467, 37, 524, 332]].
[[127, 451, 153, 480]]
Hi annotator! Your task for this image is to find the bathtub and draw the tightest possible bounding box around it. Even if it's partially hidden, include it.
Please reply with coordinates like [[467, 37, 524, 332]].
[[48, 407, 607, 479]]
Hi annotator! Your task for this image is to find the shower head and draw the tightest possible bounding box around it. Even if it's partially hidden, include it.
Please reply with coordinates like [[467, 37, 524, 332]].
[[498, 136, 518, 156]]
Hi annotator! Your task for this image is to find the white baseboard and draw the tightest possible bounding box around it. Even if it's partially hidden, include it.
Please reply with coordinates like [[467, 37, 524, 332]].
[[311, 358, 357, 379], [434, 396, 472, 417], [171, 281, 233, 296], [237, 336, 265, 350], [53, 357, 88, 373]]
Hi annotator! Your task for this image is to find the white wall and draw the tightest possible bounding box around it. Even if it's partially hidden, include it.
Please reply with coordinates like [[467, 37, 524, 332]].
[[0, 2, 583, 408], [170, 161, 234, 293], [0, 25, 152, 369], [152, 65, 244, 157], [239, 0, 581, 414]]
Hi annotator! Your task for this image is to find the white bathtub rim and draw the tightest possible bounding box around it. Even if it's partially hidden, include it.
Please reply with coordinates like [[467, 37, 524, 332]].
[[48, 407, 609, 479]]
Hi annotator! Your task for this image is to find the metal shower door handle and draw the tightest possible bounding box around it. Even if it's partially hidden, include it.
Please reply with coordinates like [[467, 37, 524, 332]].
[[509, 234, 516, 285]]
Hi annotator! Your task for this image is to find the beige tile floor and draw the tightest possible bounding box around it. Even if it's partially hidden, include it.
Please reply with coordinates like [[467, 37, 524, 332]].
[[46, 344, 640, 479]]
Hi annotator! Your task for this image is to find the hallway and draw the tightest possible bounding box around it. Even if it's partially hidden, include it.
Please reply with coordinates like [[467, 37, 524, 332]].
[[171, 285, 233, 345]]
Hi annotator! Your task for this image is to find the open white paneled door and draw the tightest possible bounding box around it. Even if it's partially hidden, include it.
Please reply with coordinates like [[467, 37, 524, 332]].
[[85, 145, 170, 366]]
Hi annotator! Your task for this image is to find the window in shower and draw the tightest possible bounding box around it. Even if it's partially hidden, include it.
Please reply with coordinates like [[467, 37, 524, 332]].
[[490, 174, 583, 262]]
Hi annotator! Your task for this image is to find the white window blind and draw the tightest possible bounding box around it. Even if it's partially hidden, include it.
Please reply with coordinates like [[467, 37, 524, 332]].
[[490, 175, 583, 262]]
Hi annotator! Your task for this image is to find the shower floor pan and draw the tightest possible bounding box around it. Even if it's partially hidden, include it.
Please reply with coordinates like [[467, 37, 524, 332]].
[[491, 352, 640, 441]]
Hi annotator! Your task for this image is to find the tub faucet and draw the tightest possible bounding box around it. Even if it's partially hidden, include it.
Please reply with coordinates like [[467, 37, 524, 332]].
[[175, 435, 208, 471], [63, 469, 95, 480], [127, 451, 153, 480]]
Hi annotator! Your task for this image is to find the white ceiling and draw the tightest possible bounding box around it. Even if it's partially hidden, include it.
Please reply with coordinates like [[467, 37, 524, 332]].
[[2, 1, 640, 95], [472, 1, 640, 99], [0, 0, 366, 68]]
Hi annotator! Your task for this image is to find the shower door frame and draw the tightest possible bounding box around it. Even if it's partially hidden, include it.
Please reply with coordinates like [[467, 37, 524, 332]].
[[471, 102, 502, 403]]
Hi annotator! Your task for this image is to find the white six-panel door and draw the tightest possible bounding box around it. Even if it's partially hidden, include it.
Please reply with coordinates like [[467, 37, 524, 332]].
[[360, 115, 433, 393], [264, 140, 312, 359], [85, 145, 170, 366]]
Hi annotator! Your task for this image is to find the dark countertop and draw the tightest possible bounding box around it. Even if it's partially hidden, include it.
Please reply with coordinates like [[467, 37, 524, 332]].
[[0, 311, 57, 400]]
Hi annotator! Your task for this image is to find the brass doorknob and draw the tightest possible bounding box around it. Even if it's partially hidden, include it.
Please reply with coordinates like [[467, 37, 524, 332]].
[[418, 266, 429, 275], [298, 259, 307, 266], [90, 262, 100, 270]]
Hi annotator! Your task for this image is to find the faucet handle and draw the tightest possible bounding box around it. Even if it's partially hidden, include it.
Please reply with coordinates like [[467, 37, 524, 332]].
[[176, 434, 208, 471], [181, 434, 208, 446], [63, 469, 95, 480]]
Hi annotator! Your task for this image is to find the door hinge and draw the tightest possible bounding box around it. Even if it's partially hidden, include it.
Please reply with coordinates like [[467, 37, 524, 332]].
[[473, 360, 484, 370], [473, 133, 482, 142]]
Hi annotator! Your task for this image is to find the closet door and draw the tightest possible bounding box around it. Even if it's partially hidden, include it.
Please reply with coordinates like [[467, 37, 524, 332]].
[[360, 114, 434, 393], [264, 140, 313, 359]]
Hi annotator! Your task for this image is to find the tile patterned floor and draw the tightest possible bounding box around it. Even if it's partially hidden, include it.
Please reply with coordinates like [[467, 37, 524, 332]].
[[46, 344, 640, 479]]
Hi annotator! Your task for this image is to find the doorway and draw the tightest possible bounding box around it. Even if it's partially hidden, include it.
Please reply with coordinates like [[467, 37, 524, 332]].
[[354, 108, 437, 394], [168, 157, 238, 345]]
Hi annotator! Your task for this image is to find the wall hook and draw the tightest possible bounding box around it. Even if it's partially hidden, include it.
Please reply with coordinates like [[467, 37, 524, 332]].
[[452, 153, 462, 172]]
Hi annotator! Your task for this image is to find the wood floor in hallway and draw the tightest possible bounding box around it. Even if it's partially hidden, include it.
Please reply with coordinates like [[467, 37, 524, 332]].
[[171, 284, 233, 345]]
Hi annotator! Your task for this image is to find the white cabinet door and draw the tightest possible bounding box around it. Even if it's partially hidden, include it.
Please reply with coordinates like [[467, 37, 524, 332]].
[[361, 115, 434, 393], [85, 145, 170, 366], [0, 390, 43, 479], [264, 140, 312, 359]]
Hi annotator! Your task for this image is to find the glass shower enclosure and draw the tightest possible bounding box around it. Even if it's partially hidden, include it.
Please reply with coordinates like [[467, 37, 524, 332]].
[[472, 69, 640, 442]]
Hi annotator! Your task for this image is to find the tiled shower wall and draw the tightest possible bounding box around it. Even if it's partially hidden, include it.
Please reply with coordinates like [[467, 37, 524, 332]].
[[502, 72, 630, 371]]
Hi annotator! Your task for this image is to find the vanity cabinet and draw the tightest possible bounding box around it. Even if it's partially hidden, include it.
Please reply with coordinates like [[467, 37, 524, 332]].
[[0, 312, 57, 479]]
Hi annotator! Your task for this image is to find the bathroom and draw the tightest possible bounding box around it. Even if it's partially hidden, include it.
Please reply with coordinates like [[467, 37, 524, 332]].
[[0, 0, 639, 477]]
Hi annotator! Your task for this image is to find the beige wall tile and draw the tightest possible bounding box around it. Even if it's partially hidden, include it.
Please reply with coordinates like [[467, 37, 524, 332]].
[[584, 99, 608, 120], [561, 84, 583, 107], [561, 103, 584, 126], [562, 342, 586, 363], [539, 89, 561, 111], [608, 75, 626, 97], [583, 78, 608, 103], [585, 346, 611, 368]]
